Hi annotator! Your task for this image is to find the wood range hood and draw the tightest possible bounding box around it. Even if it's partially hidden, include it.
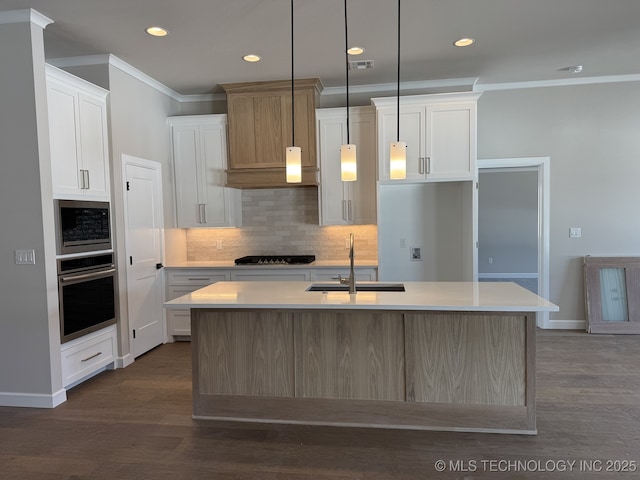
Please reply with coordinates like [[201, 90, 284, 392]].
[[221, 78, 323, 189]]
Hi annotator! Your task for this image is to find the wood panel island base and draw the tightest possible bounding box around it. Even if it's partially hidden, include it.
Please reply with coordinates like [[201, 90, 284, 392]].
[[165, 282, 558, 435]]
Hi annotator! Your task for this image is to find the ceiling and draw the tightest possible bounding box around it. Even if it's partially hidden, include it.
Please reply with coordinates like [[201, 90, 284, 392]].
[[4, 0, 640, 95]]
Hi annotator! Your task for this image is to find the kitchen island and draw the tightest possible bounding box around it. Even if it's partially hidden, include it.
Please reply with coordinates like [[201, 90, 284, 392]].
[[165, 281, 558, 434]]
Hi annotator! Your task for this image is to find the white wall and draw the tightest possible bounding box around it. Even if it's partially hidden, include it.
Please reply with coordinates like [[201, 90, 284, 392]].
[[477, 82, 640, 322], [106, 64, 184, 362], [0, 17, 64, 407]]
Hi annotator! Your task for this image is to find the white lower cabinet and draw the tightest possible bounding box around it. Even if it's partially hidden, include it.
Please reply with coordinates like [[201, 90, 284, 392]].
[[166, 266, 378, 338], [60, 324, 116, 388], [166, 270, 231, 337]]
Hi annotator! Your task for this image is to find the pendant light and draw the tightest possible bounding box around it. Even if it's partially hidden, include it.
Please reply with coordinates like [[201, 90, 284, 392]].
[[286, 0, 302, 183], [340, 0, 357, 182], [389, 0, 406, 180]]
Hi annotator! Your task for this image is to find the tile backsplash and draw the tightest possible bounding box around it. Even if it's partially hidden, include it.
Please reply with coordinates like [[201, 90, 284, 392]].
[[186, 187, 377, 261]]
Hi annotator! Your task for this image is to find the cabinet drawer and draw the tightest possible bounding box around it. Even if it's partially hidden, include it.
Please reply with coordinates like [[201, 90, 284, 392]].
[[168, 309, 191, 336], [168, 285, 208, 301], [167, 269, 230, 285], [61, 327, 115, 387], [231, 270, 310, 281], [310, 268, 378, 282]]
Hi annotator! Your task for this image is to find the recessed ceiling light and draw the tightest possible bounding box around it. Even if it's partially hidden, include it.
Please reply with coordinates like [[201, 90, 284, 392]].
[[347, 46, 365, 56], [146, 26, 168, 37], [453, 38, 474, 47], [243, 54, 261, 63]]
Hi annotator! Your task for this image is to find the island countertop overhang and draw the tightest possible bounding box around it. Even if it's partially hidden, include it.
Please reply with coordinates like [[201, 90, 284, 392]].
[[164, 281, 559, 313]]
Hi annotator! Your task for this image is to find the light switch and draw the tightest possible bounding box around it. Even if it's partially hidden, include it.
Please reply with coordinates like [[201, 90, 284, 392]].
[[569, 227, 582, 238], [15, 249, 36, 265]]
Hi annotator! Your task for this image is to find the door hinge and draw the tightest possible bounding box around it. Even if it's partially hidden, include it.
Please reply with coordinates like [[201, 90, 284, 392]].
[[133, 329, 136, 339], [476, 181, 479, 189], [126, 181, 130, 191], [129, 256, 133, 265]]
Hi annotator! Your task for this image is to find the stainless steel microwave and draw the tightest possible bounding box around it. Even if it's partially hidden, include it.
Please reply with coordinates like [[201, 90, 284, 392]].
[[56, 200, 112, 255]]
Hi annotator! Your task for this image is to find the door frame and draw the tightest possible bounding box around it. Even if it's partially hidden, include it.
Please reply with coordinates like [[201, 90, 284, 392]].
[[121, 154, 167, 353], [478, 157, 550, 329]]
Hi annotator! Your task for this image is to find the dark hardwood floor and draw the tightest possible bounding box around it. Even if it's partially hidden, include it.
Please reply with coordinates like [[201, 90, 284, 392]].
[[1, 330, 639, 479]]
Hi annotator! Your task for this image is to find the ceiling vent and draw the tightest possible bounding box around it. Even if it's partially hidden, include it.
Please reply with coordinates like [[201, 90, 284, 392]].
[[348, 59, 374, 70]]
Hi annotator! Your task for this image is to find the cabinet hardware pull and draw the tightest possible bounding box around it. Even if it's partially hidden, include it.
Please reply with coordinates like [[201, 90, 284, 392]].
[[60, 268, 116, 283], [201, 204, 207, 223], [418, 158, 425, 174], [342, 200, 348, 221], [348, 200, 353, 222], [81, 351, 102, 362], [84, 170, 90, 189], [426, 157, 431, 174], [187, 277, 209, 281]]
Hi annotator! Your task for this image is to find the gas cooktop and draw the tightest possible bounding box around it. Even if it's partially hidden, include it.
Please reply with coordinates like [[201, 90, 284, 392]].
[[234, 255, 316, 266]]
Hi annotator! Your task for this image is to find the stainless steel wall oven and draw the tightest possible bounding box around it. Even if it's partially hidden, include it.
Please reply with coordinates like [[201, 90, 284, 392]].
[[58, 253, 117, 343]]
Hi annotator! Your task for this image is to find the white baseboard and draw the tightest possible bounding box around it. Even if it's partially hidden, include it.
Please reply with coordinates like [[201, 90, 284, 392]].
[[544, 319, 587, 331], [116, 353, 133, 369], [478, 273, 539, 279], [0, 388, 67, 408]]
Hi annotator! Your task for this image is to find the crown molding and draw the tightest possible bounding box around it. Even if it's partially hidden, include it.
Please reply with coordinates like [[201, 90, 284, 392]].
[[47, 54, 226, 103], [44, 52, 640, 103], [475, 74, 640, 92], [45, 64, 109, 96], [0, 8, 53, 28]]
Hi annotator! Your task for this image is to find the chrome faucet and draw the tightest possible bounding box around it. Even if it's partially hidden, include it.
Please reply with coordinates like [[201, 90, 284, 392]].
[[339, 233, 357, 294]]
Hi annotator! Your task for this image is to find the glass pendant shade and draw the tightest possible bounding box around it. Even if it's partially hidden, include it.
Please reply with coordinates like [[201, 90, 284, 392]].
[[286, 146, 302, 183], [389, 141, 407, 180], [340, 144, 357, 181]]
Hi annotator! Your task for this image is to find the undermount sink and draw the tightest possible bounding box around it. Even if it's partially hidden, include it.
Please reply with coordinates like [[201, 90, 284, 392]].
[[306, 283, 406, 292]]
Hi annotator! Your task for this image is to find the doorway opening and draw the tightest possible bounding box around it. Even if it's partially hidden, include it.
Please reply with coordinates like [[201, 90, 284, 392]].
[[478, 157, 550, 328]]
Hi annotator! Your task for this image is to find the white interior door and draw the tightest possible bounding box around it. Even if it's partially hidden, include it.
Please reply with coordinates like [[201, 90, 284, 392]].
[[122, 155, 165, 357]]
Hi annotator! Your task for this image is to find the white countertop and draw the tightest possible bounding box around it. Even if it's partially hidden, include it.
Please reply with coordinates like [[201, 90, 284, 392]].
[[164, 281, 559, 312], [165, 260, 378, 269]]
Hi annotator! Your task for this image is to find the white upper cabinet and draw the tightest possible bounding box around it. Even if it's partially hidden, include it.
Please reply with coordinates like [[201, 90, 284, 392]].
[[46, 65, 110, 200], [316, 107, 377, 225], [373, 92, 481, 183], [169, 115, 241, 228]]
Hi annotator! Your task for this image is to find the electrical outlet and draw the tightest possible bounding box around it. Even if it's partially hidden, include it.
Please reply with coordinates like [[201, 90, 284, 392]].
[[216, 240, 223, 250], [410, 247, 422, 261], [489, 257, 493, 264], [569, 227, 582, 238], [15, 249, 36, 265]]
